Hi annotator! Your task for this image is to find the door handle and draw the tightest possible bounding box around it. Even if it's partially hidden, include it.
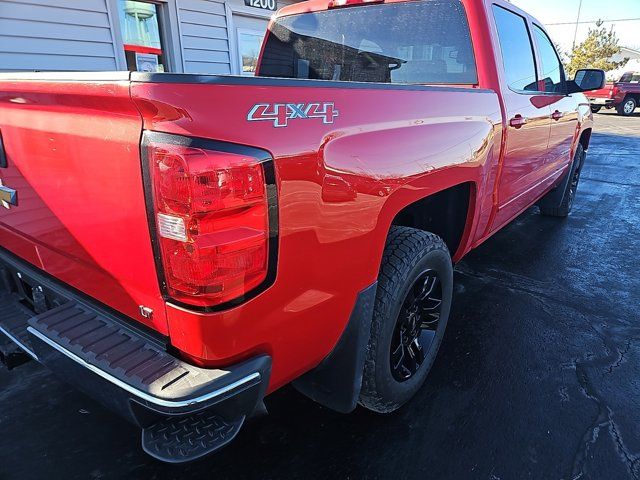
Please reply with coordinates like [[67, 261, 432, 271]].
[[509, 114, 527, 128], [551, 110, 563, 121]]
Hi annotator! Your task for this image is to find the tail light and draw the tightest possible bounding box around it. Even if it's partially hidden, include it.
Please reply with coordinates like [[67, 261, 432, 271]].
[[611, 86, 619, 98], [144, 133, 276, 308]]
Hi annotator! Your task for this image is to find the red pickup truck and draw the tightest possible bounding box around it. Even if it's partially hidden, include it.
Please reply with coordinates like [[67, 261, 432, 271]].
[[0, 0, 604, 463], [588, 71, 640, 116]]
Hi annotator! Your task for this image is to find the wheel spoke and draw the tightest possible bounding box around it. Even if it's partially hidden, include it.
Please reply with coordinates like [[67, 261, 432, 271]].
[[421, 297, 442, 312], [419, 313, 440, 329], [410, 337, 424, 366], [392, 344, 405, 371], [418, 275, 438, 301]]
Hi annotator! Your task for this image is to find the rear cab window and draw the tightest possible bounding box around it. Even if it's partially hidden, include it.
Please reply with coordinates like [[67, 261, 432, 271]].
[[259, 0, 477, 85]]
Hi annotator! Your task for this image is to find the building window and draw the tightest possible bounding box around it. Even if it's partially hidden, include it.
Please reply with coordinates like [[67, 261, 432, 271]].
[[237, 29, 264, 76], [117, 0, 167, 72]]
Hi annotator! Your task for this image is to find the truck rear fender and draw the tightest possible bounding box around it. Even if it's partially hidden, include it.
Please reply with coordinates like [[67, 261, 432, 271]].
[[320, 116, 497, 269]]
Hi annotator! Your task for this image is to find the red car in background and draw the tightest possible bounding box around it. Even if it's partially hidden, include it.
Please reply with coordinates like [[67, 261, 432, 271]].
[[588, 71, 640, 116]]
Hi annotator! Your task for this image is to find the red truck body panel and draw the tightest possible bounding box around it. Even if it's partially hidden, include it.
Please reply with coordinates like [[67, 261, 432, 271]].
[[0, 78, 169, 334], [0, 0, 594, 395], [588, 83, 615, 100]]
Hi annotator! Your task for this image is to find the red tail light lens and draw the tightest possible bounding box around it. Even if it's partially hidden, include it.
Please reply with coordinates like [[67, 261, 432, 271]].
[[146, 138, 272, 308]]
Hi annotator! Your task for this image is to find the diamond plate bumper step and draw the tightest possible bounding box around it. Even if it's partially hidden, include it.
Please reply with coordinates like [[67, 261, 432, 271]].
[[142, 410, 245, 463]]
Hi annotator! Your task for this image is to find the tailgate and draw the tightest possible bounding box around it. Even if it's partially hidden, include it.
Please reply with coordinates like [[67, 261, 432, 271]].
[[588, 83, 614, 98], [0, 74, 168, 334]]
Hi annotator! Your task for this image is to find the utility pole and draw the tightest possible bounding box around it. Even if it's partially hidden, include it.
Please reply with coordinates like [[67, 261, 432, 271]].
[[571, 0, 584, 52]]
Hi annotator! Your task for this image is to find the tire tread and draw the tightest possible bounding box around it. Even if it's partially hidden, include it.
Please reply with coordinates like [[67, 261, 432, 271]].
[[359, 226, 449, 413]]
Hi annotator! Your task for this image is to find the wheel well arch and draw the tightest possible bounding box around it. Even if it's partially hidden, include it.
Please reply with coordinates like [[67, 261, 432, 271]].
[[391, 182, 473, 259], [579, 128, 592, 151]]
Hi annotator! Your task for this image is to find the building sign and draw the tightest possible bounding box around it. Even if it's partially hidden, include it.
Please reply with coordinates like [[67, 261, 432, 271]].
[[135, 52, 160, 72], [244, 0, 277, 11]]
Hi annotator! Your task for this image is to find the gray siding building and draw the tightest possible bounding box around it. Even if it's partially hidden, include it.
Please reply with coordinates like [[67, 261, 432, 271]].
[[0, 0, 297, 75]]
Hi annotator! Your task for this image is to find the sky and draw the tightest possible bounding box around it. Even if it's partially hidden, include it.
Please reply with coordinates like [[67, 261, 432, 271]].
[[510, 0, 640, 54]]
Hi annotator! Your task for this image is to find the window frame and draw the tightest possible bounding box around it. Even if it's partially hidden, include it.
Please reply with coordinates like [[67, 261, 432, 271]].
[[531, 23, 568, 95], [490, 4, 540, 95]]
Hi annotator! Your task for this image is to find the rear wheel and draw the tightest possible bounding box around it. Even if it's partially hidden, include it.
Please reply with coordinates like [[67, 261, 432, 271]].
[[616, 97, 637, 116], [590, 105, 602, 113], [539, 144, 585, 217], [359, 227, 452, 413]]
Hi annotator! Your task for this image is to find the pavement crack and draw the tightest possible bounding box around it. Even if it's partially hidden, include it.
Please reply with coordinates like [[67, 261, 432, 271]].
[[606, 340, 632, 374], [608, 410, 640, 479], [569, 354, 640, 480], [570, 361, 609, 480]]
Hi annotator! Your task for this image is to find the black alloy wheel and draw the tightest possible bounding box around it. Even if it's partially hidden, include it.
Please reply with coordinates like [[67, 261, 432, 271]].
[[390, 269, 442, 382]]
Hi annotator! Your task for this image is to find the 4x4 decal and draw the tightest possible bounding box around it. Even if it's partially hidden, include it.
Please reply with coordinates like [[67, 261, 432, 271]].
[[247, 102, 339, 127]]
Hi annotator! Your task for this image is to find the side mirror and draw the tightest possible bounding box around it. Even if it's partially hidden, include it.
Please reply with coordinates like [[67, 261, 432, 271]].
[[568, 69, 606, 93]]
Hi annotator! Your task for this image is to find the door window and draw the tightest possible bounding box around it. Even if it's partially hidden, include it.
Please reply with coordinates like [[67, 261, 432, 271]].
[[492, 5, 538, 92], [117, 0, 167, 72], [533, 25, 564, 93]]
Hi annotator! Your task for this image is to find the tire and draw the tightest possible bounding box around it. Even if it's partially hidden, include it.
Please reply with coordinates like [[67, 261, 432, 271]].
[[539, 143, 585, 217], [359, 226, 453, 413], [590, 105, 602, 113], [616, 97, 637, 116]]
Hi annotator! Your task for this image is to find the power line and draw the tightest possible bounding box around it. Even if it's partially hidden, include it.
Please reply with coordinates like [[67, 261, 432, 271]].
[[571, 0, 583, 51], [548, 17, 640, 26]]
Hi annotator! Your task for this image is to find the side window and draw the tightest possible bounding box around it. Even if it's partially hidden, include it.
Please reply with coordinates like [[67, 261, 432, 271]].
[[492, 5, 538, 92], [620, 72, 640, 83], [533, 25, 565, 93]]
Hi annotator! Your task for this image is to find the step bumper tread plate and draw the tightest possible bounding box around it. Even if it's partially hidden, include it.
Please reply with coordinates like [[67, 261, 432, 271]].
[[0, 289, 269, 426]]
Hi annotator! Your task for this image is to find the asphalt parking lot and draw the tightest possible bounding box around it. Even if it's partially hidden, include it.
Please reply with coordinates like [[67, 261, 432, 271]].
[[1, 110, 639, 480]]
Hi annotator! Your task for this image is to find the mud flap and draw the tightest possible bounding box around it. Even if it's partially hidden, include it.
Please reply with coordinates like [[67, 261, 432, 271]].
[[292, 282, 377, 413], [537, 146, 585, 210]]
